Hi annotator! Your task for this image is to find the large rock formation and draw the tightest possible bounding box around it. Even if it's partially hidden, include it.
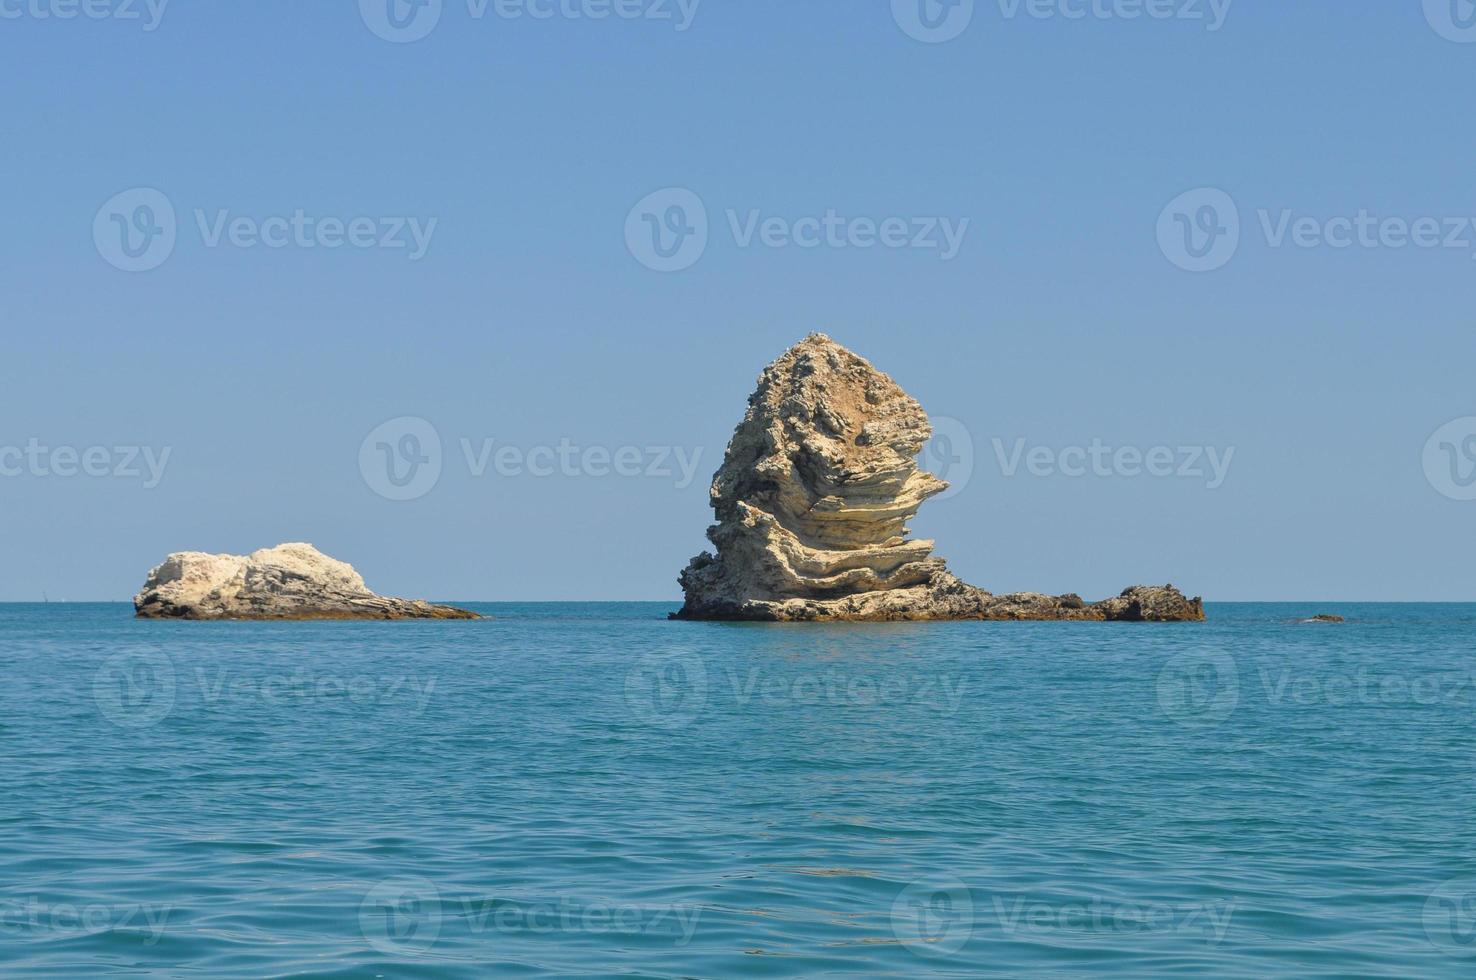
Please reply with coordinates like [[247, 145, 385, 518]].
[[134, 543, 478, 620], [673, 334, 1203, 622]]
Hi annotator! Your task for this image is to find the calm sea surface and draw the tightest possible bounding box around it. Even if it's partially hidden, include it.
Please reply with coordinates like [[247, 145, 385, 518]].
[[2, 602, 1475, 977]]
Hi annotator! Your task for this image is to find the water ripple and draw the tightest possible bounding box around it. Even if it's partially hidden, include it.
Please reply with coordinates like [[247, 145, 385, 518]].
[[1, 602, 1474, 976]]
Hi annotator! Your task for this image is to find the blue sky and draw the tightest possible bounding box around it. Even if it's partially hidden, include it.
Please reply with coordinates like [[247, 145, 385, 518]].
[[3, 1, 1475, 602]]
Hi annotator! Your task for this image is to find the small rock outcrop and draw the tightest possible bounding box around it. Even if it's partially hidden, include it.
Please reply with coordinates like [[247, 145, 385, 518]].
[[673, 334, 1203, 622], [134, 543, 478, 620], [1306, 614, 1345, 624]]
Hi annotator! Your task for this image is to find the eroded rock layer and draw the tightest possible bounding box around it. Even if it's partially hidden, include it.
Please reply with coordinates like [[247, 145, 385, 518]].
[[673, 334, 1203, 622], [134, 543, 478, 620]]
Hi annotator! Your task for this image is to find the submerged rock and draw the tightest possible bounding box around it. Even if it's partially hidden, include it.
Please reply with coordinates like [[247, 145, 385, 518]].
[[1306, 614, 1345, 623], [134, 543, 478, 620], [672, 334, 1203, 622]]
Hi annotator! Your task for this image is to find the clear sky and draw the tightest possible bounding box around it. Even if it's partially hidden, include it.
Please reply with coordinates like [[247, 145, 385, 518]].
[[3, 1, 1475, 602]]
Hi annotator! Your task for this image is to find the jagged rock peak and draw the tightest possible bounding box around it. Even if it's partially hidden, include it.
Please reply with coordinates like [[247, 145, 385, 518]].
[[673, 335, 1205, 623], [675, 333, 960, 619], [714, 331, 945, 545], [133, 542, 478, 621]]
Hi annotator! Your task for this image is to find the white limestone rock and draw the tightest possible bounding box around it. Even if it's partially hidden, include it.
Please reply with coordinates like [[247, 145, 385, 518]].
[[133, 543, 478, 620]]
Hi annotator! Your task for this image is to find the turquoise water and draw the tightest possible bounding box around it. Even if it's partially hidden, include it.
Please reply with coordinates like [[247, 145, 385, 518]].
[[3, 602, 1475, 976]]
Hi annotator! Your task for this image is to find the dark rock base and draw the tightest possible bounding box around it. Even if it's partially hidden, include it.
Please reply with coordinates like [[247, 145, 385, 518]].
[[672, 577, 1204, 623]]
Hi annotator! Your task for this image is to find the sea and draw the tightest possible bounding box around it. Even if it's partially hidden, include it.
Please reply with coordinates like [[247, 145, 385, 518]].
[[2, 601, 1475, 977]]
